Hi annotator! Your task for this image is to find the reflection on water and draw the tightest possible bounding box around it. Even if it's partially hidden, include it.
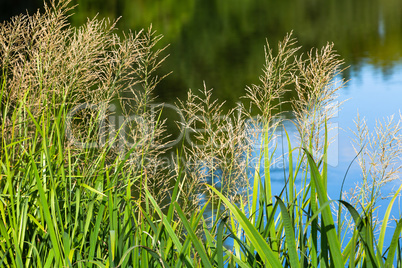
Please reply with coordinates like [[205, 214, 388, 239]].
[[62, 0, 402, 104]]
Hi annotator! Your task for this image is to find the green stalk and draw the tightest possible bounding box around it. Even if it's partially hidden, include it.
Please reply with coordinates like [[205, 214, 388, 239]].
[[209, 185, 283, 268], [320, 121, 329, 267], [377, 183, 402, 255], [305, 150, 344, 267], [263, 121, 280, 254], [284, 127, 295, 219], [275, 197, 300, 268], [29, 151, 63, 266]]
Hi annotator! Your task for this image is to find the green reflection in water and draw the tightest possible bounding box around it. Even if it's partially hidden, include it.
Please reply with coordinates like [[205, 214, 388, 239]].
[[67, 0, 402, 106]]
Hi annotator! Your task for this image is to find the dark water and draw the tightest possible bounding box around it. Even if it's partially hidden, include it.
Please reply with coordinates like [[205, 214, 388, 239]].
[[3, 0, 402, 252]]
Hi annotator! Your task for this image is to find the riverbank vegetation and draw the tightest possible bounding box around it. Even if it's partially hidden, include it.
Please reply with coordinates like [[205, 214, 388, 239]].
[[1, 1, 401, 267]]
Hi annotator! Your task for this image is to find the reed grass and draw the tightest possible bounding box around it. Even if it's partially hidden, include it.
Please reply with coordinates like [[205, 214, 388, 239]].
[[1, 1, 401, 267]]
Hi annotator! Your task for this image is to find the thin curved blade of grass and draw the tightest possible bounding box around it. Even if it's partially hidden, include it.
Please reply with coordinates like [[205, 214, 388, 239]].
[[378, 184, 402, 254], [4, 138, 30, 149], [116, 245, 171, 268], [275, 196, 300, 268], [29, 154, 62, 266], [337, 146, 365, 239], [76, 259, 107, 268], [80, 183, 107, 197], [339, 200, 379, 267], [305, 150, 344, 268], [303, 200, 336, 234], [221, 247, 251, 268], [307, 139, 319, 268], [43, 249, 55, 268], [384, 219, 402, 267], [174, 202, 213, 268], [251, 148, 262, 225], [167, 154, 183, 222], [216, 216, 227, 267], [62, 232, 72, 267], [27, 213, 46, 233], [263, 123, 273, 207], [208, 185, 283, 268], [320, 121, 330, 266], [397, 239, 401, 267], [88, 201, 106, 265], [262, 188, 283, 240], [143, 187, 194, 266], [224, 221, 258, 265], [175, 200, 210, 267], [283, 127, 295, 210]]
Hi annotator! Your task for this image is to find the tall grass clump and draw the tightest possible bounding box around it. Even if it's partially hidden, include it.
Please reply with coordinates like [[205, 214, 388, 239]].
[[1, 1, 401, 267], [0, 0, 170, 266]]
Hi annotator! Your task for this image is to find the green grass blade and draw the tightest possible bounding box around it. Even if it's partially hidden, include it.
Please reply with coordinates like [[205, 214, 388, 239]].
[[216, 216, 226, 267], [43, 249, 55, 268], [251, 150, 262, 225], [143, 187, 194, 266], [88, 201, 106, 266], [283, 127, 295, 212], [384, 219, 402, 267], [305, 150, 344, 268], [339, 200, 378, 267], [80, 199, 95, 251], [397, 239, 401, 267], [378, 184, 402, 254], [208, 185, 283, 268], [174, 202, 213, 268], [80, 183, 107, 198], [29, 155, 62, 266], [63, 232, 72, 267], [167, 151, 184, 223], [275, 196, 300, 268]]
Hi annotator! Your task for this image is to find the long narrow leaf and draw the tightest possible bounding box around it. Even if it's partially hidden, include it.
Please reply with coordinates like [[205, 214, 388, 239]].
[[385, 219, 402, 267], [378, 184, 402, 254], [339, 200, 378, 267], [305, 150, 344, 267], [174, 203, 213, 268], [208, 185, 283, 268], [275, 196, 300, 268]]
